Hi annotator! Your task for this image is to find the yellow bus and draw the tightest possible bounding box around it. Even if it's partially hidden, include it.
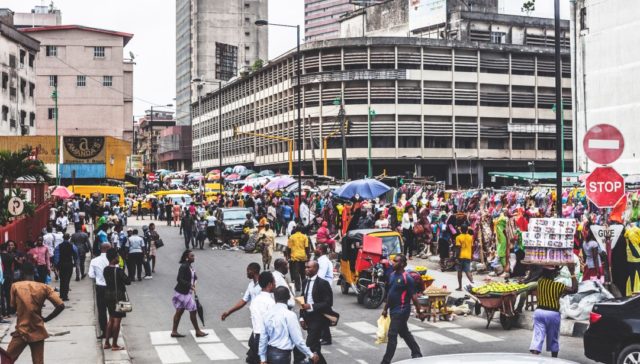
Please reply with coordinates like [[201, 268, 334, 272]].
[[68, 185, 125, 207]]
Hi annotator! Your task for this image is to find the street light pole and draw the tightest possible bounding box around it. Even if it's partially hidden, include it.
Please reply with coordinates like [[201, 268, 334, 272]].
[[554, 0, 563, 217], [52, 82, 59, 186], [219, 81, 223, 196], [149, 106, 154, 171]]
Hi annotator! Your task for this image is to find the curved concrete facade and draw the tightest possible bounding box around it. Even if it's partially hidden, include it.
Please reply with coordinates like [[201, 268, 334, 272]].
[[192, 37, 573, 185]]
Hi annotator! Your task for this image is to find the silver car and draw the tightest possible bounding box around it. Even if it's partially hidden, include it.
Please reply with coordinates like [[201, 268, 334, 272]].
[[395, 353, 581, 364]]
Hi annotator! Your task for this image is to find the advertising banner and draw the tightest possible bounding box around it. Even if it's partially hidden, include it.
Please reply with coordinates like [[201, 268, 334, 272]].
[[408, 0, 446, 32], [62, 137, 106, 164]]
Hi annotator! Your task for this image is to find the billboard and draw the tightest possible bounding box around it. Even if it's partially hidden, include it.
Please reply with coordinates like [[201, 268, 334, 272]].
[[408, 0, 447, 32], [62, 136, 106, 164]]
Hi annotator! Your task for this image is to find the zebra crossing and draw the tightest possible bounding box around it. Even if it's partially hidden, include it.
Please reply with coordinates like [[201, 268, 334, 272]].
[[147, 318, 506, 364]]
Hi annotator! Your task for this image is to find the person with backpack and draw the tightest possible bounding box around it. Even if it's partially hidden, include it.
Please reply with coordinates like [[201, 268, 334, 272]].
[[380, 254, 425, 364]]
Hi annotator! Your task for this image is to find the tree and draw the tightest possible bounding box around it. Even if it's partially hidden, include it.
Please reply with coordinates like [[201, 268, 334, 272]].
[[522, 0, 536, 15], [0, 146, 50, 204], [251, 59, 264, 72]]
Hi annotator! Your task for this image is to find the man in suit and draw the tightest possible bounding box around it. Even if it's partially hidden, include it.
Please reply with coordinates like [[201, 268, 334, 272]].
[[299, 260, 333, 364]]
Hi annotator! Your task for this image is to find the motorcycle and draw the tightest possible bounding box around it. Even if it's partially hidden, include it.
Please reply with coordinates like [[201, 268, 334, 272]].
[[356, 257, 387, 309]]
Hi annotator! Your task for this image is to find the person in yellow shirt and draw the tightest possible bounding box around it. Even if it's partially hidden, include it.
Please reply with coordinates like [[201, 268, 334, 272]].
[[286, 228, 310, 293], [455, 225, 475, 291]]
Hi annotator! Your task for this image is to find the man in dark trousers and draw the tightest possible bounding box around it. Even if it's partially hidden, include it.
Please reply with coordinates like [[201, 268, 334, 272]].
[[70, 227, 90, 281], [299, 260, 333, 364], [54, 233, 78, 301]]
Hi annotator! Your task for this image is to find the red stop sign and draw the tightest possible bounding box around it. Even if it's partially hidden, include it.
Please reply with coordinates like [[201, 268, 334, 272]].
[[586, 166, 625, 208]]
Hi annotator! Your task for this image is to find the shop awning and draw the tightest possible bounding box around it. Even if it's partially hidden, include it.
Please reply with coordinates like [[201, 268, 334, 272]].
[[488, 171, 584, 182]]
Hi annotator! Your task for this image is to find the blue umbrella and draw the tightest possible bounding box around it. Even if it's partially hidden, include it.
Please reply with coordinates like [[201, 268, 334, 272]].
[[334, 179, 390, 200]]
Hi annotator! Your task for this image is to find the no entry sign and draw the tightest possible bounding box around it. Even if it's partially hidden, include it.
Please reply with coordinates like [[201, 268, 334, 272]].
[[586, 166, 625, 208], [583, 124, 624, 165]]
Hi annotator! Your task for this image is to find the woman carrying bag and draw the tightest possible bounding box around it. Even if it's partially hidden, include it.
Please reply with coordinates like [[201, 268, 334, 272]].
[[104, 248, 131, 351], [170, 250, 208, 338]]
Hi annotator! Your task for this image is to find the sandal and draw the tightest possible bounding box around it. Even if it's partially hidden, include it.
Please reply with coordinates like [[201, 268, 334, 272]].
[[111, 345, 124, 351], [170, 333, 185, 338], [195, 332, 209, 338], [103, 343, 112, 350]]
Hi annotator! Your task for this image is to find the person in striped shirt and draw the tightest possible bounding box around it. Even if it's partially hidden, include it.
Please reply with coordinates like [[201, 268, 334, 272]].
[[530, 264, 577, 357]]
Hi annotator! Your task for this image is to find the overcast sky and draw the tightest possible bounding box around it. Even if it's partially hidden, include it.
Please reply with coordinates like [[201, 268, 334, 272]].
[[3, 0, 568, 117]]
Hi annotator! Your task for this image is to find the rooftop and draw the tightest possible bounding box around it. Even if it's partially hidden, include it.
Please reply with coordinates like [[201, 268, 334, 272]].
[[21, 24, 133, 46]]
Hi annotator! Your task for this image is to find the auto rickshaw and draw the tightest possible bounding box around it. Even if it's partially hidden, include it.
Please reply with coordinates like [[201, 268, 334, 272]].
[[338, 229, 403, 308]]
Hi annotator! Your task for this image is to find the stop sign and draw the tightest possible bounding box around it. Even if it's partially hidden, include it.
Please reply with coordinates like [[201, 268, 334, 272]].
[[583, 124, 625, 165], [586, 166, 625, 208]]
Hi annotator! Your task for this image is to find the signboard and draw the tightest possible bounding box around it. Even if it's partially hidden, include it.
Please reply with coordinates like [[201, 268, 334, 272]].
[[63, 136, 105, 164], [7, 197, 24, 216], [590, 224, 624, 250], [522, 218, 576, 264], [585, 166, 625, 208], [583, 124, 624, 165], [408, 0, 447, 32], [508, 123, 556, 134], [130, 154, 143, 171]]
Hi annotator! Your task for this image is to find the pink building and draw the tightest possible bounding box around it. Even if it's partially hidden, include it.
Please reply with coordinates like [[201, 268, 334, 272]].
[[305, 0, 356, 41], [21, 25, 134, 141]]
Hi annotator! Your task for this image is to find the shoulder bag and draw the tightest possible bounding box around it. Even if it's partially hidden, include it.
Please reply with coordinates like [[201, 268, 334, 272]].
[[155, 239, 164, 248], [114, 268, 133, 313]]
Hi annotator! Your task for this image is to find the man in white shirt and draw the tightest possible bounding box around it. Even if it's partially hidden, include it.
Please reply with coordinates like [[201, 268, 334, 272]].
[[88, 242, 110, 338], [43, 227, 55, 257], [314, 244, 334, 346], [259, 286, 319, 364], [272, 258, 295, 308], [55, 213, 69, 233], [249, 272, 275, 364]]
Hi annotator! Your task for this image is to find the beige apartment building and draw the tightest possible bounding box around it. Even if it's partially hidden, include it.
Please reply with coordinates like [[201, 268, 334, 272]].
[[21, 25, 134, 141]]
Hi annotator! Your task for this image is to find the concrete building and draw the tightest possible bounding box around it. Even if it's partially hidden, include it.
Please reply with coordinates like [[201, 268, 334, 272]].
[[305, 0, 356, 41], [0, 9, 39, 136], [21, 25, 134, 141], [135, 109, 176, 172], [191, 34, 573, 185], [158, 125, 192, 171], [13, 3, 62, 28], [571, 0, 640, 175], [175, 0, 268, 128]]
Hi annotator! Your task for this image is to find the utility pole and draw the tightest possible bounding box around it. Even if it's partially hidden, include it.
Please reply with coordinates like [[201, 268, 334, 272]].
[[338, 103, 347, 180], [554, 0, 563, 217], [149, 106, 154, 172], [307, 115, 317, 175], [368, 107, 376, 178], [219, 81, 223, 195], [51, 83, 59, 186]]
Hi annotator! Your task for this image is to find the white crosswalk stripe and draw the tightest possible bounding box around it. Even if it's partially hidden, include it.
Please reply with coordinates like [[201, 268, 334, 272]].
[[228, 327, 253, 341], [413, 330, 462, 345], [198, 343, 240, 361], [154, 345, 191, 364], [448, 328, 503, 343], [150, 331, 178, 346], [345, 321, 378, 335], [189, 329, 220, 343]]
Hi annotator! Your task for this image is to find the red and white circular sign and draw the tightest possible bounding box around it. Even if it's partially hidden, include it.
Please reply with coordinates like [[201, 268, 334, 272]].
[[583, 124, 624, 165], [585, 166, 625, 209]]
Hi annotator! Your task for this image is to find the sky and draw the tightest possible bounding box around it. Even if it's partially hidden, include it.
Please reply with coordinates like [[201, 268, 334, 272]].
[[2, 0, 568, 117]]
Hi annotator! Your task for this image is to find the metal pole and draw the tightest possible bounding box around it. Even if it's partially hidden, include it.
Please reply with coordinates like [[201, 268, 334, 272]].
[[219, 81, 223, 195], [198, 87, 203, 174], [150, 106, 154, 172], [454, 151, 459, 189], [554, 0, 563, 217], [53, 82, 59, 186], [367, 107, 372, 178], [296, 25, 302, 204], [307, 115, 318, 175], [338, 104, 347, 180], [132, 115, 137, 154]]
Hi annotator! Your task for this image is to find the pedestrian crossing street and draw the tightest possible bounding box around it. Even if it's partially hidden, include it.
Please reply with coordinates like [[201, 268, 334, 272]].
[[148, 318, 506, 363]]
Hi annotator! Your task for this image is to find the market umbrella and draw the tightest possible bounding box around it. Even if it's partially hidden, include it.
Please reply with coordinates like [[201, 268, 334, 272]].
[[265, 176, 296, 191], [194, 294, 205, 326], [225, 173, 241, 181], [222, 167, 234, 176], [51, 186, 74, 199], [208, 169, 220, 174], [333, 179, 390, 200], [240, 169, 255, 177], [233, 165, 247, 174], [259, 170, 275, 177], [245, 173, 260, 180]]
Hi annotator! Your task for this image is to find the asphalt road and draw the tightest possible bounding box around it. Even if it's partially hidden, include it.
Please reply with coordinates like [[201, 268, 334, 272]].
[[122, 219, 595, 364]]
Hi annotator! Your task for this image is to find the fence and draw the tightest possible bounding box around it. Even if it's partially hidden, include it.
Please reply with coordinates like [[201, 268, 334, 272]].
[[0, 203, 50, 251]]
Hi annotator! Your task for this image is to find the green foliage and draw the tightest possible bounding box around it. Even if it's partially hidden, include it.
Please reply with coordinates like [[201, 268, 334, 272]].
[[522, 0, 536, 14], [251, 59, 264, 72], [0, 146, 50, 221], [0, 188, 36, 226]]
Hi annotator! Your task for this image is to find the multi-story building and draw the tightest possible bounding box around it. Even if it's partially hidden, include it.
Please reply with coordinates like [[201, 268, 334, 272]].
[[20, 25, 134, 141], [135, 109, 176, 171], [0, 9, 39, 136], [305, 0, 356, 41], [571, 0, 639, 175], [192, 2, 573, 185], [13, 3, 62, 28], [175, 0, 268, 128]]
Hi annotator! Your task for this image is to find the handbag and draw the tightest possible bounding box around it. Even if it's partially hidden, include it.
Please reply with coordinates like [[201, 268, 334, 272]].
[[114, 268, 132, 313], [323, 310, 340, 327], [155, 239, 164, 248]]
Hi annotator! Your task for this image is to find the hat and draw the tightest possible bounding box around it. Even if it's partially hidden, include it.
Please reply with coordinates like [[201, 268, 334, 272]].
[[126, 228, 133, 232]]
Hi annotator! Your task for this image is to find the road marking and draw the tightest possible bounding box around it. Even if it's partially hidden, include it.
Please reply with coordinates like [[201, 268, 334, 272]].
[[448, 328, 503, 343], [422, 320, 460, 329], [198, 343, 239, 361], [228, 327, 253, 341], [345, 321, 378, 334], [371, 335, 408, 349], [336, 336, 376, 351], [588, 139, 619, 150], [336, 348, 349, 355], [149, 331, 178, 345], [407, 323, 426, 331], [356, 360, 368, 364], [413, 330, 462, 345], [154, 345, 191, 364], [331, 327, 348, 336], [190, 329, 220, 343]]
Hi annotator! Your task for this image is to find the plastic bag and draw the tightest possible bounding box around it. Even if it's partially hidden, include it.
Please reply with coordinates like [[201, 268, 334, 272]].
[[375, 315, 390, 344]]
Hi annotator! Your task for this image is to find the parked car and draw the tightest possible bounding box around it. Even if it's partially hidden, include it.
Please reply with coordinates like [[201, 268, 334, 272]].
[[396, 353, 579, 363], [215, 207, 257, 245], [584, 294, 640, 364]]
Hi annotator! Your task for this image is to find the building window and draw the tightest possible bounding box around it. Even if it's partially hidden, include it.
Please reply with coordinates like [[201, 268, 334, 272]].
[[45, 45, 57, 57], [19, 50, 25, 67], [103, 76, 113, 87], [1, 106, 7, 121], [77, 75, 86, 87], [490, 32, 505, 44], [487, 138, 506, 149], [29, 82, 35, 97], [29, 112, 35, 127], [580, 7, 588, 30], [9, 55, 16, 68], [244, 3, 250, 8], [245, 32, 250, 36], [47, 108, 57, 120], [215, 42, 238, 81], [1, 72, 7, 89], [49, 75, 57, 87], [94, 46, 105, 58], [28, 53, 35, 68]]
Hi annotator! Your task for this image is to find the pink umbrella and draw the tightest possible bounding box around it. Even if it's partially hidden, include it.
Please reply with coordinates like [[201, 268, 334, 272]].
[[265, 176, 296, 191], [51, 186, 74, 199], [225, 173, 241, 181]]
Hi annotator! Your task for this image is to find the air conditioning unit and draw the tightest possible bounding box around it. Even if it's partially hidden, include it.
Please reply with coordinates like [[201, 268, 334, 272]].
[[20, 124, 30, 136]]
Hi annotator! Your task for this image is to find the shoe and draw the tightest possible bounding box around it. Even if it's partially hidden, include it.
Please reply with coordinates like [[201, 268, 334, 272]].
[[82, 274, 87, 279], [320, 340, 332, 345], [62, 298, 69, 302], [75, 277, 80, 281], [144, 276, 153, 280]]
